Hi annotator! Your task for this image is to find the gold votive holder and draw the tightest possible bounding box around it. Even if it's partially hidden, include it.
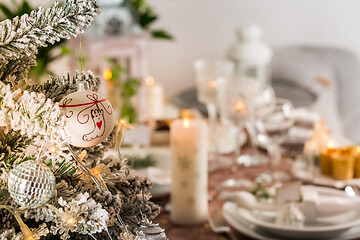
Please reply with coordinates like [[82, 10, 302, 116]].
[[319, 148, 337, 176], [352, 146, 360, 178], [332, 149, 355, 180]]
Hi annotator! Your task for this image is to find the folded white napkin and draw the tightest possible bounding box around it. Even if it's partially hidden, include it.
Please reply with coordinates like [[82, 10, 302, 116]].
[[293, 108, 321, 127], [219, 189, 360, 222], [283, 108, 321, 145], [286, 126, 314, 144]]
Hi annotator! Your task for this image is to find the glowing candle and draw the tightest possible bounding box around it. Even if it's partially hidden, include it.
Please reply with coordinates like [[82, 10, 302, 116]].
[[354, 146, 360, 178], [209, 80, 217, 89], [145, 76, 164, 120], [327, 139, 335, 149], [103, 68, 112, 81], [319, 139, 336, 176], [170, 118, 208, 225], [233, 101, 247, 113]]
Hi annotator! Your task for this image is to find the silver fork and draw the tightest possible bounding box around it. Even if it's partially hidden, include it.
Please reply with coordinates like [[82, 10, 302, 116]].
[[209, 207, 238, 240]]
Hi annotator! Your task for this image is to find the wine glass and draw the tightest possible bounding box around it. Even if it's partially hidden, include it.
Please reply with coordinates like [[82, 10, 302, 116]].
[[238, 82, 276, 167], [217, 79, 253, 188], [194, 59, 234, 166], [255, 98, 295, 183]]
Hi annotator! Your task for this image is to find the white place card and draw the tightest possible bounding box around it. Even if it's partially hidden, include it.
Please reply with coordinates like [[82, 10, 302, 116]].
[[122, 124, 151, 146], [275, 181, 301, 204]]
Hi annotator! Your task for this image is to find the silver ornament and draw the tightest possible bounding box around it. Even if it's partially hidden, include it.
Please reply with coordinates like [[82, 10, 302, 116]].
[[132, 219, 168, 240], [8, 160, 55, 208]]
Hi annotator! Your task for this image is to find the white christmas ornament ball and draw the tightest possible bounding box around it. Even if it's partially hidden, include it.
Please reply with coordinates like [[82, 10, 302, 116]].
[[8, 160, 55, 208], [59, 90, 116, 147]]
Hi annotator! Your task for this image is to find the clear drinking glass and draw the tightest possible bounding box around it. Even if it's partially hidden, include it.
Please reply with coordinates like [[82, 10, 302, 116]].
[[194, 59, 234, 166], [217, 79, 253, 188], [255, 98, 295, 183], [240, 84, 276, 166]]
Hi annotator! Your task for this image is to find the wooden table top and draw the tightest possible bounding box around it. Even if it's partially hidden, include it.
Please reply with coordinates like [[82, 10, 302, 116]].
[[153, 155, 291, 240]]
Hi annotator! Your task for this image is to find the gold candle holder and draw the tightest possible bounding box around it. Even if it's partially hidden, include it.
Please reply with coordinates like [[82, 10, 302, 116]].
[[319, 148, 337, 175], [332, 148, 355, 180], [352, 146, 360, 178]]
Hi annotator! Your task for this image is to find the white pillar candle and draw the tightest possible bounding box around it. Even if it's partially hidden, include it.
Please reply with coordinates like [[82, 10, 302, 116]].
[[170, 118, 208, 225], [145, 76, 164, 120]]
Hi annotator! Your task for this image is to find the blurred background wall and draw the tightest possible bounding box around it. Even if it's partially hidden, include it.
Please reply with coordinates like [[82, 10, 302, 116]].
[[5, 0, 360, 97]]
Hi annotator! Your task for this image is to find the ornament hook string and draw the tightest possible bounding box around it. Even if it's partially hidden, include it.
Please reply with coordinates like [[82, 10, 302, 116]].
[[35, 137, 47, 163], [73, 8, 83, 74], [114, 120, 137, 176], [67, 145, 109, 192]]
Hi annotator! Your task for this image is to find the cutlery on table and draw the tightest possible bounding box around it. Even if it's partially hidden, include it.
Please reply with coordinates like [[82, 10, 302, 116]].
[[209, 206, 238, 240]]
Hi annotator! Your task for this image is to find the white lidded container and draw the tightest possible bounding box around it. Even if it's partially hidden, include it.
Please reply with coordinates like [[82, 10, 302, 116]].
[[227, 24, 273, 88]]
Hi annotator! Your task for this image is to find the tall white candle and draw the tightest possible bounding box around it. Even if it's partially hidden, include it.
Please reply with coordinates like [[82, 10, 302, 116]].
[[170, 118, 208, 225], [145, 76, 164, 120]]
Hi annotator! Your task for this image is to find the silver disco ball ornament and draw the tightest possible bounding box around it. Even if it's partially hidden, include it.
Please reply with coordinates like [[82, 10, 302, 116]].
[[132, 219, 168, 240], [8, 160, 55, 208]]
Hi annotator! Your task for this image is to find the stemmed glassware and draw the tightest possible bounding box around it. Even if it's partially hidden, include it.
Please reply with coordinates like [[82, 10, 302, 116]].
[[194, 59, 234, 167], [238, 82, 276, 166], [255, 98, 295, 183], [217, 78, 254, 188]]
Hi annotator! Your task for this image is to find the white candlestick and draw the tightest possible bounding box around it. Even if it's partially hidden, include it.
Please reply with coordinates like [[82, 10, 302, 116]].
[[145, 76, 164, 120], [170, 118, 208, 225]]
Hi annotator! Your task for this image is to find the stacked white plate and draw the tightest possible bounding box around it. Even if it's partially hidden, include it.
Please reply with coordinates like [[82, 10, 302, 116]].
[[222, 186, 360, 240]]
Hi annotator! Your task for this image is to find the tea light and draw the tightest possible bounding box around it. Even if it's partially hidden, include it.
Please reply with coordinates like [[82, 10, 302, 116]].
[[354, 146, 360, 178], [145, 76, 164, 120], [233, 101, 247, 113], [332, 148, 355, 180], [170, 118, 208, 225], [208, 80, 217, 89], [319, 139, 336, 175]]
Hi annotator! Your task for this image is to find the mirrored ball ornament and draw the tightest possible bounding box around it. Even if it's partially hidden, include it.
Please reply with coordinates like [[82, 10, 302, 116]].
[[132, 219, 168, 240], [8, 160, 55, 208], [59, 91, 116, 147]]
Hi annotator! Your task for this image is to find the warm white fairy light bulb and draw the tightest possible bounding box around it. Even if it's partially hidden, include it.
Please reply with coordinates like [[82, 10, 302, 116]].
[[66, 217, 76, 226], [48, 145, 57, 153]]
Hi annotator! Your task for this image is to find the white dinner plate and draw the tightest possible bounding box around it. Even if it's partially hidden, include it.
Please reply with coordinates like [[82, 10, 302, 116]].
[[223, 186, 360, 239], [223, 202, 360, 240]]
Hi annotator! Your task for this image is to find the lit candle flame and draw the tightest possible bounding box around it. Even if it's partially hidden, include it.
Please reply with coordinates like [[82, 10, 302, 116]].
[[234, 101, 246, 112], [209, 81, 217, 89], [103, 68, 112, 80], [145, 76, 155, 86], [183, 118, 190, 128], [327, 139, 335, 149], [357, 146, 360, 153]]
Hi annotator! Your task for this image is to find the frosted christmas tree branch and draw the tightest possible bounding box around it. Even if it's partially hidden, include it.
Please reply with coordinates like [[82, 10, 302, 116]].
[[0, 0, 99, 87], [0, 83, 64, 139], [0, 0, 99, 60], [27, 70, 100, 102]]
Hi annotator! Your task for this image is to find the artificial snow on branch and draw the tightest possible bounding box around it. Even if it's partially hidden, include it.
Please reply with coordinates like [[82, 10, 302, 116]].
[[0, 0, 99, 59], [0, 82, 64, 139], [0, 0, 100, 87], [27, 70, 100, 102]]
